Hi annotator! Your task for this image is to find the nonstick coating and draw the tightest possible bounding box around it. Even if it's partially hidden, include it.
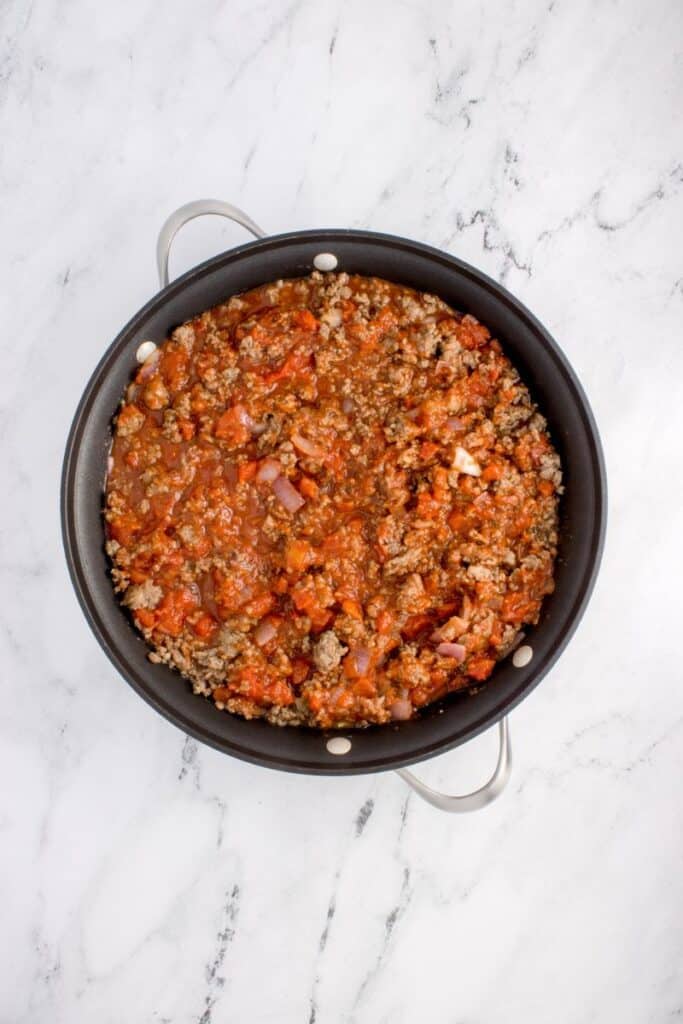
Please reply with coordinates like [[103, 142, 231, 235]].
[[61, 230, 606, 775]]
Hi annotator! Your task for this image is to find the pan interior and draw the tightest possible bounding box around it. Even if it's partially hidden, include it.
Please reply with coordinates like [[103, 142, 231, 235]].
[[62, 230, 606, 775]]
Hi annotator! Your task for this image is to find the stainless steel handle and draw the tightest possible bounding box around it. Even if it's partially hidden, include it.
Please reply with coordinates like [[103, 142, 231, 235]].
[[156, 199, 266, 289], [395, 717, 511, 812]]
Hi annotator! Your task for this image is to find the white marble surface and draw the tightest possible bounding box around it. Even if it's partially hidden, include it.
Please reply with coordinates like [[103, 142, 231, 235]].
[[1, 1, 682, 1021]]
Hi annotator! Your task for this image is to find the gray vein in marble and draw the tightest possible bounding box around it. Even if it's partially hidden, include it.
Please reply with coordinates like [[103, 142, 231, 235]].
[[504, 144, 522, 190], [443, 160, 682, 286], [427, 36, 476, 130], [445, 207, 532, 281], [514, 713, 683, 801], [178, 736, 200, 785], [307, 867, 339, 1024], [396, 793, 411, 845], [624, 715, 683, 772], [242, 142, 257, 173], [457, 96, 481, 130], [560, 712, 631, 747], [516, 44, 537, 71], [28, 917, 61, 1020], [352, 866, 413, 1015], [308, 791, 383, 1022], [354, 797, 374, 837], [213, 795, 227, 850], [0, 1, 33, 105], [197, 884, 240, 1024], [539, 163, 683, 245], [595, 164, 683, 233], [224, 0, 304, 92]]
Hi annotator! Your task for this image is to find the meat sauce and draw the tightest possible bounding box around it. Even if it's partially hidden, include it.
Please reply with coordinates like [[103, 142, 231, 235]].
[[105, 272, 561, 727]]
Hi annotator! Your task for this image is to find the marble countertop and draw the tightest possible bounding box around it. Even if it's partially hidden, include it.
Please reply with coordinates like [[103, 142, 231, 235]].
[[2, 1, 682, 1021]]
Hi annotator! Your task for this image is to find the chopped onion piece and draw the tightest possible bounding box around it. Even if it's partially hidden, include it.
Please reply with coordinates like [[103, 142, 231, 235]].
[[254, 620, 277, 646], [431, 615, 468, 643], [435, 642, 466, 662], [291, 431, 326, 460], [137, 348, 161, 381], [235, 581, 254, 605], [256, 458, 282, 482], [351, 645, 371, 675], [389, 699, 413, 721], [446, 416, 464, 430], [234, 404, 267, 436], [224, 462, 238, 488], [452, 446, 481, 476], [341, 396, 355, 414], [272, 475, 305, 513]]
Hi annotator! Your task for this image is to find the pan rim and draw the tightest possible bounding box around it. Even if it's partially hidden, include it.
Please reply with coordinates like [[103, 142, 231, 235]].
[[61, 228, 607, 775]]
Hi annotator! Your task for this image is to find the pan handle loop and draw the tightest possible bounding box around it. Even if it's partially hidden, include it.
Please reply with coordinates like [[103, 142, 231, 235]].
[[157, 199, 267, 289], [395, 717, 511, 813]]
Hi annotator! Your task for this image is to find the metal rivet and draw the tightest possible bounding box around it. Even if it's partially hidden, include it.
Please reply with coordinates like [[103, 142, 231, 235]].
[[314, 252, 338, 272], [326, 736, 351, 755], [136, 340, 157, 363], [512, 644, 533, 668]]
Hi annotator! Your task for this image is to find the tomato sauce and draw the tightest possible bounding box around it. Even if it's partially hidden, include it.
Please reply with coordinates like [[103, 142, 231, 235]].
[[105, 272, 561, 727]]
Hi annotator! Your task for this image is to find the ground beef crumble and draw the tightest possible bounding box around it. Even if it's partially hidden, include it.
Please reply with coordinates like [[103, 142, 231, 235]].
[[105, 272, 561, 728]]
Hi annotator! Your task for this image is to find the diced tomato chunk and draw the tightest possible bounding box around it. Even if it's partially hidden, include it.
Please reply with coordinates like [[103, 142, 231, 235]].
[[375, 608, 395, 635], [192, 613, 218, 639], [293, 309, 318, 331], [341, 599, 363, 622], [419, 441, 440, 461], [243, 591, 275, 619], [215, 405, 250, 445], [284, 539, 315, 573], [108, 513, 141, 546], [298, 476, 320, 500], [466, 656, 496, 681], [482, 461, 504, 482], [134, 608, 156, 629], [238, 460, 258, 482], [290, 658, 311, 685], [401, 613, 432, 639], [155, 587, 198, 637], [501, 591, 537, 625]]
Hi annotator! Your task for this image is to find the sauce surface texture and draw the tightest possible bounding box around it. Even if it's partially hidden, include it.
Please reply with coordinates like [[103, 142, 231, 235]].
[[105, 272, 561, 727]]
